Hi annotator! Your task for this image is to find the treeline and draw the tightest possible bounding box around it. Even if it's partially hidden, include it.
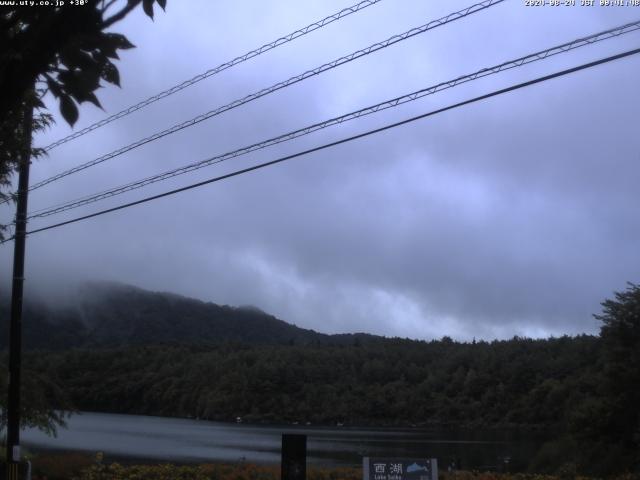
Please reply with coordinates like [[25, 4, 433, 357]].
[[4, 332, 636, 475], [3, 283, 638, 475], [24, 336, 600, 429]]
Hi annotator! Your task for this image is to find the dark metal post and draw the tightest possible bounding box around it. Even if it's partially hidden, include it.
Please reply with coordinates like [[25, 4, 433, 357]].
[[281, 434, 306, 480], [5, 102, 33, 477]]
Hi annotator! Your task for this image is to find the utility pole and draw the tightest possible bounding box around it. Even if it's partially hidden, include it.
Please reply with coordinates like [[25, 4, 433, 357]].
[[5, 100, 34, 479]]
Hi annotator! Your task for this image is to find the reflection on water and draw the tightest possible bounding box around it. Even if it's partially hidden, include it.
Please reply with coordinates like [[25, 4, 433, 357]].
[[21, 412, 543, 469]]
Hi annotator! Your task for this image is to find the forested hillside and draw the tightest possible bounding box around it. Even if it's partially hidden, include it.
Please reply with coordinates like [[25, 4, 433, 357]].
[[0, 282, 374, 349], [23, 336, 600, 428], [1, 281, 638, 475], [14, 334, 629, 474]]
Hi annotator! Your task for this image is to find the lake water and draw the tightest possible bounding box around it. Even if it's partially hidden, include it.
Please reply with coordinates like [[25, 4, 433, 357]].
[[21, 412, 543, 470]]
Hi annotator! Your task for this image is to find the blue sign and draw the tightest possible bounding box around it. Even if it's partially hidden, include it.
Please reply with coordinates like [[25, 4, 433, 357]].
[[363, 458, 438, 480]]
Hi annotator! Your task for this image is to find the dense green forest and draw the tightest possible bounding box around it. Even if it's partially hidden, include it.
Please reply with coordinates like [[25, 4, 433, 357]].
[[22, 336, 598, 428], [13, 332, 637, 475], [1, 282, 639, 475]]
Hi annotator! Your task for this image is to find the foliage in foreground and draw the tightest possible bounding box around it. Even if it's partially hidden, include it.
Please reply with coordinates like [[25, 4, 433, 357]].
[[0, 0, 167, 237], [61, 462, 640, 480], [66, 461, 353, 480], [24, 451, 640, 480]]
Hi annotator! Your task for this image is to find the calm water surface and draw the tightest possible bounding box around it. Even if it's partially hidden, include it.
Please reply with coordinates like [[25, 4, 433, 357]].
[[22, 412, 543, 469]]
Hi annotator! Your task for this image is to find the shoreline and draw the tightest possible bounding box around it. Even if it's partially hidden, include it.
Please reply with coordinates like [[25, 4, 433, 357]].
[[55, 410, 556, 435]]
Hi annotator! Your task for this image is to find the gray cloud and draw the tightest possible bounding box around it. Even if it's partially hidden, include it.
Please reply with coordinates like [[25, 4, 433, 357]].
[[2, 0, 639, 340]]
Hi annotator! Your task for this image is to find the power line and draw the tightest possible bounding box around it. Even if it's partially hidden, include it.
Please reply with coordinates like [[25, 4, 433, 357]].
[[42, 0, 385, 152], [27, 20, 640, 220], [7, 46, 637, 243], [24, 0, 504, 194]]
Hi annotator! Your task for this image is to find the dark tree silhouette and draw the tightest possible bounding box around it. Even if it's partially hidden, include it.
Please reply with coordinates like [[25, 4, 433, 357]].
[[0, 0, 168, 431], [595, 283, 640, 460], [0, 0, 167, 210]]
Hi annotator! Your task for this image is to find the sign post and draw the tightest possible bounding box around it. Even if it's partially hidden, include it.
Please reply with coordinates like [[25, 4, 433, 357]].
[[363, 458, 438, 480], [282, 434, 306, 480]]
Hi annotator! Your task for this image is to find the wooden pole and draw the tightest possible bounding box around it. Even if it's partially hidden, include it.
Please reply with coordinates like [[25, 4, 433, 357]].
[[5, 100, 33, 479]]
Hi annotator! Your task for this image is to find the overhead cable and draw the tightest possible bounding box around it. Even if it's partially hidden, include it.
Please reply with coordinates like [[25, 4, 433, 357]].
[[42, 0, 385, 151], [25, 0, 504, 194], [5, 46, 636, 243], [27, 20, 640, 219]]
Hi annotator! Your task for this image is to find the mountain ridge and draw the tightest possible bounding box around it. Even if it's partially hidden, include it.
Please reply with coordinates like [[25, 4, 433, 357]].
[[0, 280, 379, 350]]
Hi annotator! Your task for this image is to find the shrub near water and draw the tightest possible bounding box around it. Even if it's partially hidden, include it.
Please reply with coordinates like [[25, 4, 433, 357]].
[[68, 463, 640, 480], [73, 465, 330, 480], [29, 452, 96, 480], [71, 463, 364, 480]]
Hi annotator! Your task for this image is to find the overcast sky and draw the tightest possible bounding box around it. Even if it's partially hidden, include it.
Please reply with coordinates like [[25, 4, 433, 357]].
[[1, 0, 639, 340]]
